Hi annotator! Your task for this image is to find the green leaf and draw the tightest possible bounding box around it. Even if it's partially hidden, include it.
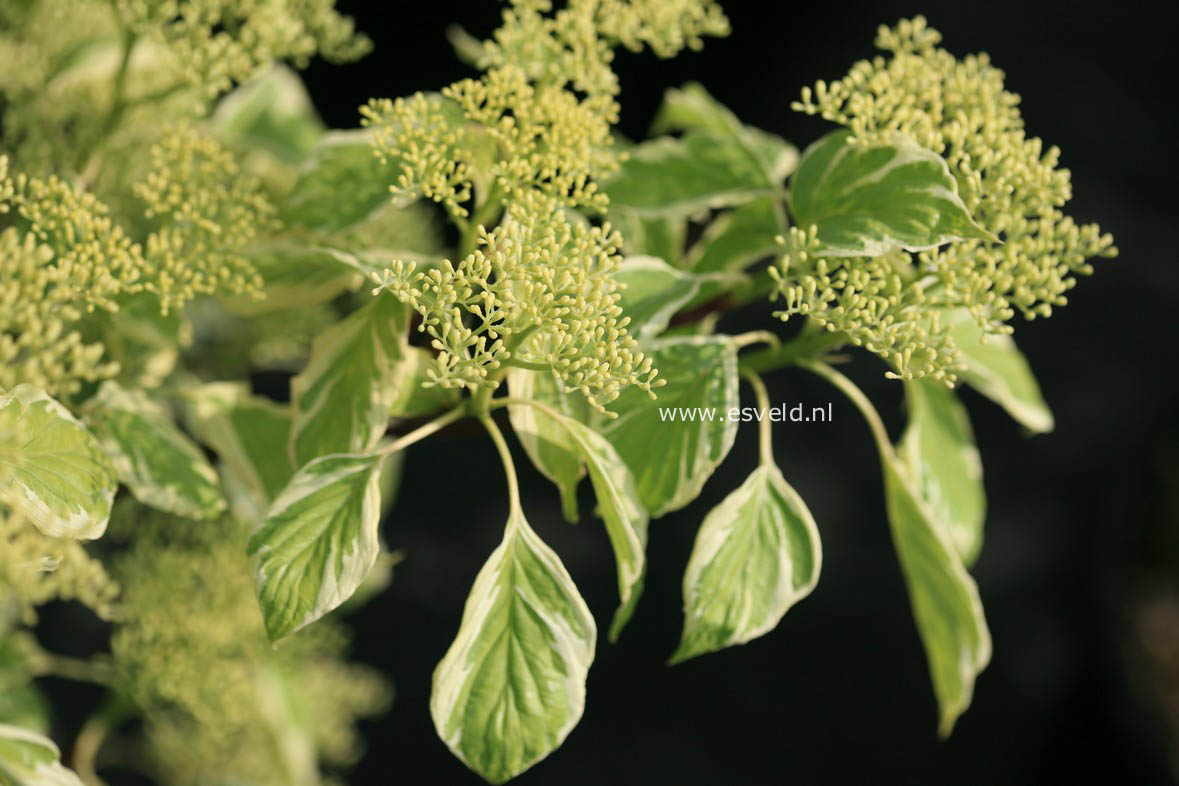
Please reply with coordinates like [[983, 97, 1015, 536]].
[[0, 386, 116, 540], [599, 336, 739, 516], [814, 364, 990, 736], [610, 211, 686, 267], [882, 458, 991, 736], [44, 37, 126, 88], [506, 369, 590, 523], [446, 24, 487, 66], [683, 196, 787, 308], [899, 380, 986, 565], [0, 638, 48, 732], [672, 463, 821, 663], [948, 309, 1053, 433], [431, 508, 595, 784], [248, 452, 385, 641], [251, 667, 323, 786], [210, 64, 325, 163], [605, 133, 780, 218], [806, 365, 990, 740], [790, 129, 992, 257], [222, 245, 364, 315], [613, 256, 700, 341], [281, 129, 399, 232], [103, 292, 190, 390], [651, 82, 799, 183], [685, 196, 787, 275], [650, 81, 744, 137], [660, 313, 720, 339], [743, 127, 802, 184], [182, 383, 294, 515], [550, 415, 649, 641], [47, 36, 174, 109], [388, 348, 463, 419], [290, 293, 409, 467], [0, 723, 85, 786], [83, 381, 224, 520]]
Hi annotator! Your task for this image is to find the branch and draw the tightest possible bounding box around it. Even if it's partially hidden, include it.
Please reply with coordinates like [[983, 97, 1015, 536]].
[[378, 404, 469, 457], [25, 644, 114, 686], [479, 413, 521, 515], [738, 325, 846, 375], [739, 369, 775, 466], [797, 359, 894, 460]]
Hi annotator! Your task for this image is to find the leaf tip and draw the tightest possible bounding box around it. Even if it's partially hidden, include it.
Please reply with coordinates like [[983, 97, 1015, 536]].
[[559, 484, 580, 524], [1025, 411, 1055, 435], [607, 618, 625, 645], [963, 217, 1000, 245], [262, 617, 296, 645], [937, 708, 961, 740], [666, 639, 703, 666]]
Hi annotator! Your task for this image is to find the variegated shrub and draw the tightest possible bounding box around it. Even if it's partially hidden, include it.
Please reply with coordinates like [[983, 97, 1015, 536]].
[[0, 2, 1113, 783]]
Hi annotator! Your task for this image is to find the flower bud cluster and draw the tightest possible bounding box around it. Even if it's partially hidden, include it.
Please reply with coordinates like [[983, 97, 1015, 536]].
[[374, 191, 661, 411], [110, 511, 390, 786], [136, 125, 279, 313], [1, 157, 145, 394], [0, 509, 119, 625], [769, 226, 959, 381], [114, 0, 370, 99], [778, 17, 1117, 381], [364, 1, 727, 405]]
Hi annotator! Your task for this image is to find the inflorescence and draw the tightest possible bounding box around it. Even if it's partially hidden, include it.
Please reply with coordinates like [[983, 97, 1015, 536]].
[[1, 157, 143, 395], [773, 17, 1117, 382], [363, 0, 728, 408], [110, 513, 389, 786], [374, 191, 660, 411], [0, 510, 120, 625], [1, 124, 278, 395], [113, 0, 371, 100], [136, 125, 278, 314]]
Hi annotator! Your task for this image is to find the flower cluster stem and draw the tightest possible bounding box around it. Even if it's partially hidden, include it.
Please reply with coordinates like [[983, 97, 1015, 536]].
[[739, 324, 846, 375]]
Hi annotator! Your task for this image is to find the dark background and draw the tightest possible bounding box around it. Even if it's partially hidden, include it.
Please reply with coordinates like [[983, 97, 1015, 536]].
[[300, 1, 1178, 783]]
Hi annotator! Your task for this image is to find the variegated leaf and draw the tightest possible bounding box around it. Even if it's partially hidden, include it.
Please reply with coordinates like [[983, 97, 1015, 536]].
[[899, 380, 986, 565], [290, 292, 408, 466], [248, 452, 385, 641], [791, 129, 992, 257], [0, 386, 116, 539], [431, 508, 595, 784], [673, 463, 821, 663], [599, 336, 739, 516], [84, 381, 224, 520], [0, 723, 85, 786]]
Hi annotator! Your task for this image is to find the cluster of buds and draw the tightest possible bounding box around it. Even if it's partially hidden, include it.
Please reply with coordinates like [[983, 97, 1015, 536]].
[[776, 17, 1116, 381], [135, 125, 278, 313], [366, 0, 730, 407], [0, 509, 119, 624], [114, 0, 371, 100], [1, 157, 145, 394], [110, 512, 389, 785], [374, 191, 661, 411], [770, 226, 959, 381]]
